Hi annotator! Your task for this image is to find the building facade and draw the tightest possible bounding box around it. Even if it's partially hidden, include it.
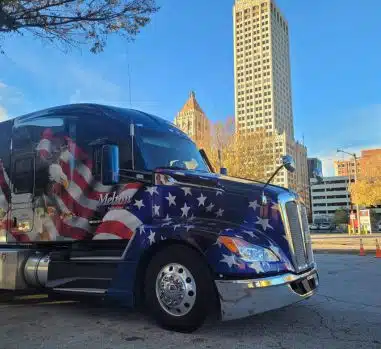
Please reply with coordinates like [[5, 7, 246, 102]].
[[307, 158, 323, 179], [294, 142, 310, 213], [233, 0, 307, 193], [233, 0, 293, 138], [334, 148, 381, 178], [334, 158, 361, 177], [310, 176, 352, 224], [174, 91, 210, 147]]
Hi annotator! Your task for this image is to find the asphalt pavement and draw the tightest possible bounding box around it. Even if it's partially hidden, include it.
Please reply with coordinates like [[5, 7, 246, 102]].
[[0, 254, 380, 349]]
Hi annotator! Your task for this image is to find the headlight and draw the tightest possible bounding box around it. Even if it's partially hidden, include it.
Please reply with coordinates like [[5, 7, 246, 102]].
[[218, 236, 279, 262]]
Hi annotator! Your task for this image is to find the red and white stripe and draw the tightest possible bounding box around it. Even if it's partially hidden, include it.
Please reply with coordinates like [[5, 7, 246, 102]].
[[36, 129, 143, 241], [93, 208, 142, 240]]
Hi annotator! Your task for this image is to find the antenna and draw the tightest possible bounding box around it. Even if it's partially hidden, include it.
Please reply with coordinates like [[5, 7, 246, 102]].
[[128, 63, 132, 108], [126, 47, 132, 108]]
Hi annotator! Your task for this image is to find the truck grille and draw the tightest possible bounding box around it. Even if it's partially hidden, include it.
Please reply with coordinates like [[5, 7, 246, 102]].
[[284, 200, 313, 272]]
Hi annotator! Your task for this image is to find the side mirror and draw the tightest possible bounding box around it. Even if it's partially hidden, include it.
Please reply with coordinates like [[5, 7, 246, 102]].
[[313, 169, 323, 184], [281, 155, 296, 173], [101, 144, 120, 185], [220, 167, 228, 175]]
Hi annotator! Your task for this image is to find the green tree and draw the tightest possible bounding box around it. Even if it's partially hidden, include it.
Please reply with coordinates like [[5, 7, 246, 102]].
[[0, 0, 158, 53], [333, 209, 349, 225]]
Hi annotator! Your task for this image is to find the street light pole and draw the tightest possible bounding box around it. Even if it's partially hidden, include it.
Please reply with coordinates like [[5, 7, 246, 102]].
[[353, 153, 361, 234], [337, 149, 361, 234]]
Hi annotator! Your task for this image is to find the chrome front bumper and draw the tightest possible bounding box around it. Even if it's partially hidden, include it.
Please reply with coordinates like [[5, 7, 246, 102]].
[[215, 268, 319, 321]]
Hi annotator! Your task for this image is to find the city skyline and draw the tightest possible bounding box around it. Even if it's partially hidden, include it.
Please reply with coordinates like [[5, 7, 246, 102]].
[[0, 0, 380, 177]]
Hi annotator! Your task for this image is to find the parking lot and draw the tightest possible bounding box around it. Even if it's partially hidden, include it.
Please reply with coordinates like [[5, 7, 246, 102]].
[[0, 254, 380, 349]]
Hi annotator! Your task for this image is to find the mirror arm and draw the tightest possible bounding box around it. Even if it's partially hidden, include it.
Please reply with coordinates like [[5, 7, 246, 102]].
[[199, 149, 215, 173], [261, 164, 284, 205], [264, 164, 284, 189]]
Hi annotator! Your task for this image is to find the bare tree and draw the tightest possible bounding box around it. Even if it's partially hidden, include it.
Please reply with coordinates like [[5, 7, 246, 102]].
[[0, 0, 159, 53]]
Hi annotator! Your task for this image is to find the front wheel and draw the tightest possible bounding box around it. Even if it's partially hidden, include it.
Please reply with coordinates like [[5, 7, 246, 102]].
[[144, 245, 217, 332]]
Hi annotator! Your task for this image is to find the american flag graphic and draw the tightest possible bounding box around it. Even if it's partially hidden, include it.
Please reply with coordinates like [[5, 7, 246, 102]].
[[0, 128, 145, 242]]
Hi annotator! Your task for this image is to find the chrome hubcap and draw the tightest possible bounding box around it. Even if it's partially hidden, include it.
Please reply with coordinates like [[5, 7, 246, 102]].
[[155, 263, 196, 316]]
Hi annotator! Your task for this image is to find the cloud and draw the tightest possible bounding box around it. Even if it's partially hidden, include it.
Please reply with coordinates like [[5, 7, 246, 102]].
[[306, 104, 381, 176], [0, 106, 8, 121], [0, 81, 24, 107]]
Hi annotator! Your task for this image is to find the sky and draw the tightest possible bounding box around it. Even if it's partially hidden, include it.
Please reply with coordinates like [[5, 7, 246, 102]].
[[0, 0, 380, 176]]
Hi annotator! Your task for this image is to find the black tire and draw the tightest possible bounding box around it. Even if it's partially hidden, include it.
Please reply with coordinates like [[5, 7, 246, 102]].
[[144, 244, 217, 333]]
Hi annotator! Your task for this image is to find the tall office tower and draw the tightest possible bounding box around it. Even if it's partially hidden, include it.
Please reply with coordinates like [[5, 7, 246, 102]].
[[308, 158, 323, 179], [174, 91, 210, 147], [233, 0, 298, 188]]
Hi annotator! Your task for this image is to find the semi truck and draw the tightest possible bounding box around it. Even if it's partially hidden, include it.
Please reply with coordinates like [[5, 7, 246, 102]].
[[0, 103, 318, 332]]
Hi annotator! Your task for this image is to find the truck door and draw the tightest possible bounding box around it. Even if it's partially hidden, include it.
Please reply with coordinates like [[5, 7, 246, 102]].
[[11, 115, 66, 242], [10, 154, 35, 241]]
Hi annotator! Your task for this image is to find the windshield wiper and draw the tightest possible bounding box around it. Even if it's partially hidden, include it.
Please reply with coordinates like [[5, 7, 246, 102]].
[[155, 166, 187, 171], [155, 166, 210, 173]]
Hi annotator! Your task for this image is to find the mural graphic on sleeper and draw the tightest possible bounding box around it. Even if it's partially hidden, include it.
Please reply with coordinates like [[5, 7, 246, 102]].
[[0, 128, 144, 242]]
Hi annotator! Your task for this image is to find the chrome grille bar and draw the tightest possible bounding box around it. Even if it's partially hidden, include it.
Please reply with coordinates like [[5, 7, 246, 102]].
[[278, 192, 312, 272]]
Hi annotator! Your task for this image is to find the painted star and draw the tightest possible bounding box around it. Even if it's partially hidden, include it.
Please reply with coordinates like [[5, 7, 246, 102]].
[[146, 186, 159, 195], [214, 239, 222, 248], [161, 236, 166, 241], [248, 261, 264, 273], [243, 230, 260, 240], [249, 200, 260, 211], [215, 208, 224, 217], [184, 224, 195, 232], [188, 214, 196, 221], [163, 214, 172, 221], [206, 202, 215, 212], [153, 204, 160, 216], [255, 217, 274, 231], [139, 225, 145, 235], [148, 230, 156, 245], [180, 202, 191, 217], [181, 187, 192, 196], [216, 190, 223, 196], [173, 224, 181, 231], [220, 254, 239, 268], [165, 192, 176, 206], [161, 221, 172, 227], [197, 193, 207, 207], [134, 199, 145, 210]]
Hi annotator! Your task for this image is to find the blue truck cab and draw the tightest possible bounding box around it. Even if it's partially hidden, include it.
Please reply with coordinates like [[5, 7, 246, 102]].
[[0, 104, 318, 332]]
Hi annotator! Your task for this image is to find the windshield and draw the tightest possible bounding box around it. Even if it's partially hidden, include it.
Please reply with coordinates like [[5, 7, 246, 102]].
[[136, 128, 210, 172]]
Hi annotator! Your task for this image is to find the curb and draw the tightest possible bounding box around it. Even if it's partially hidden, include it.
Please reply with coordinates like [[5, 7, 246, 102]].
[[314, 249, 377, 255]]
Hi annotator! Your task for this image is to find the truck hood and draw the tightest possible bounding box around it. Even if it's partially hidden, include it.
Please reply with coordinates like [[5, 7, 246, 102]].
[[155, 168, 290, 202]]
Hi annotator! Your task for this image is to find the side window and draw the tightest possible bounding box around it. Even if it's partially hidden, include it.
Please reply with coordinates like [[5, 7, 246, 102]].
[[12, 116, 66, 196], [13, 157, 34, 194], [13, 117, 65, 151], [0, 120, 13, 176]]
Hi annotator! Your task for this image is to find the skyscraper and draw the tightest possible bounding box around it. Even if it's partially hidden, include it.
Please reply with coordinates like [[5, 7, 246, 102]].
[[233, 0, 297, 188], [233, 0, 293, 138], [174, 91, 210, 147], [308, 158, 323, 179]]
